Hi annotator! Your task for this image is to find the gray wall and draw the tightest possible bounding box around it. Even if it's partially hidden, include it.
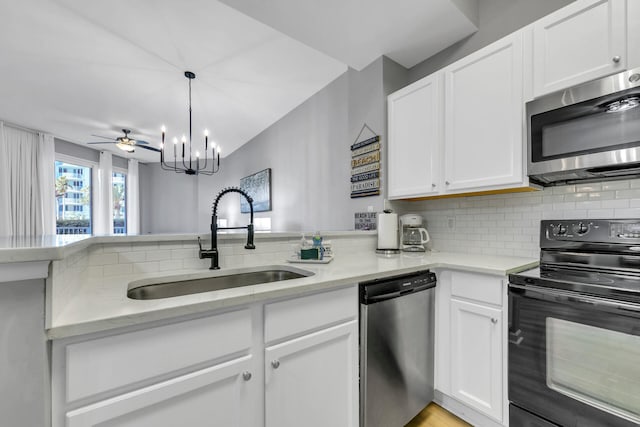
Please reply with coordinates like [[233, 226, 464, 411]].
[[55, 138, 128, 168], [408, 0, 575, 82], [0, 279, 48, 427], [141, 57, 408, 233]]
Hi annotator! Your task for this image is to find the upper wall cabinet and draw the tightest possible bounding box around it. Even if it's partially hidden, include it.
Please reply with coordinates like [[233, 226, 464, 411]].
[[532, 0, 627, 98], [387, 73, 441, 199], [443, 32, 525, 193], [628, 0, 640, 69]]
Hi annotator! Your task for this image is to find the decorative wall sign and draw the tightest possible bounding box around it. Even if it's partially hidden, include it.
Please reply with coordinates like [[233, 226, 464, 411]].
[[355, 212, 377, 230], [350, 124, 381, 198], [240, 168, 271, 213]]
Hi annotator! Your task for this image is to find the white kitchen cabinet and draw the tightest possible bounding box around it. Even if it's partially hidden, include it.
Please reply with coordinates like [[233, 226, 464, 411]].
[[435, 270, 507, 426], [387, 73, 442, 199], [265, 321, 358, 427], [443, 31, 526, 194], [532, 0, 627, 97], [628, 0, 640, 69], [450, 299, 502, 421], [65, 356, 254, 427], [52, 285, 358, 427]]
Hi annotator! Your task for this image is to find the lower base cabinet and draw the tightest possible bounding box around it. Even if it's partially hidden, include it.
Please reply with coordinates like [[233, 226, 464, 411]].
[[435, 270, 507, 426], [265, 321, 358, 427], [65, 356, 254, 427], [52, 285, 358, 427]]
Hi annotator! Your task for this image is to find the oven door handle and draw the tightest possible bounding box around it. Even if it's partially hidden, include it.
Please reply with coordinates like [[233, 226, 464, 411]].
[[509, 283, 640, 313]]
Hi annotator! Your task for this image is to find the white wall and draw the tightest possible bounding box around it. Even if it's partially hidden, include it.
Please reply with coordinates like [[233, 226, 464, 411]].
[[395, 179, 640, 259], [0, 279, 48, 427]]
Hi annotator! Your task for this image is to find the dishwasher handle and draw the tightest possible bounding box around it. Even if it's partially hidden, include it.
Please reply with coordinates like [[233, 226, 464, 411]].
[[360, 270, 436, 305], [364, 283, 435, 303]]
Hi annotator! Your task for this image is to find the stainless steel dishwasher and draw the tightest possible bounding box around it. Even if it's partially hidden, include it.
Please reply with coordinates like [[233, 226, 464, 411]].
[[360, 270, 436, 427]]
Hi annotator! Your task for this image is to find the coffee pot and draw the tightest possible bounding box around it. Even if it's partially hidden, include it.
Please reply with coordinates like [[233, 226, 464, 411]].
[[399, 214, 430, 252]]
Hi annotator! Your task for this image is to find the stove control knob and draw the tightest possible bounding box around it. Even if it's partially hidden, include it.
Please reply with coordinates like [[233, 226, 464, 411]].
[[576, 222, 590, 235], [557, 225, 568, 235]]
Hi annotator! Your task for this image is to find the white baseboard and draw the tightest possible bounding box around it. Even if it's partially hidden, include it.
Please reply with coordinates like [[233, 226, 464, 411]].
[[434, 390, 506, 427]]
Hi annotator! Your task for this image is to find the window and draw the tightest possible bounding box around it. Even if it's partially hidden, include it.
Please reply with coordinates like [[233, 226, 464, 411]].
[[55, 160, 92, 234], [113, 171, 127, 234]]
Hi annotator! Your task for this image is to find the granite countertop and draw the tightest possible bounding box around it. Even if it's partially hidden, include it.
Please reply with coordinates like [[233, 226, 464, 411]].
[[48, 250, 538, 339]]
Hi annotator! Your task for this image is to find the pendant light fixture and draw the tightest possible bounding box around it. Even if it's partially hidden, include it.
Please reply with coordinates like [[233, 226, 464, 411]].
[[160, 71, 220, 175]]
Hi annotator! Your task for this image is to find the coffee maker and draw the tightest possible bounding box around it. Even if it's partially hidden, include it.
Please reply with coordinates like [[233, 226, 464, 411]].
[[399, 214, 430, 252]]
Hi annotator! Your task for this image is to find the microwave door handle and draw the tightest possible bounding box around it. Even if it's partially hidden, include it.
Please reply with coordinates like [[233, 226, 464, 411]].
[[509, 283, 640, 314]]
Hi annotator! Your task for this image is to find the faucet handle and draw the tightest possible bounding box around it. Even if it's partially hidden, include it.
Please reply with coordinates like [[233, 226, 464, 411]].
[[197, 236, 203, 251]]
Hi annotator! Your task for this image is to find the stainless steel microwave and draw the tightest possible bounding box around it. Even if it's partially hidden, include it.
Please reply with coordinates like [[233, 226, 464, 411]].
[[527, 67, 640, 186]]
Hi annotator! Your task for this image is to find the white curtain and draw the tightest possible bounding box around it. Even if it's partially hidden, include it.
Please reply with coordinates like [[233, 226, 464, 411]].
[[38, 133, 55, 235], [94, 151, 113, 235], [127, 159, 140, 234], [0, 122, 55, 236], [0, 123, 11, 236]]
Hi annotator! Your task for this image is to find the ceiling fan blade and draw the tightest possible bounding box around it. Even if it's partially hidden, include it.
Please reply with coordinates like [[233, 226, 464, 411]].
[[137, 145, 161, 153], [90, 134, 116, 140], [132, 139, 150, 145], [87, 141, 117, 145]]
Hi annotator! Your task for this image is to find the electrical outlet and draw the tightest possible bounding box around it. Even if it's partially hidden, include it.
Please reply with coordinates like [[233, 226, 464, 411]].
[[447, 216, 456, 230]]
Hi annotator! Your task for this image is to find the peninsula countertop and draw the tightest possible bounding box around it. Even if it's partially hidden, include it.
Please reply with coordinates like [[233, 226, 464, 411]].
[[48, 250, 538, 339]]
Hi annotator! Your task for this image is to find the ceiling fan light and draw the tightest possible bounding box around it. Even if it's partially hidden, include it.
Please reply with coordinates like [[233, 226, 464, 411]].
[[116, 142, 135, 152]]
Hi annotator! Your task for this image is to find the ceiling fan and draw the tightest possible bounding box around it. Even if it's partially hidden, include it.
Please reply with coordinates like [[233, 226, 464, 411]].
[[88, 129, 160, 153]]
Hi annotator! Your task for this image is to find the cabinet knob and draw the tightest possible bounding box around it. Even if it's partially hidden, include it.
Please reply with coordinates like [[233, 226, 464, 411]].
[[242, 371, 252, 381], [445, 181, 450, 185], [613, 55, 621, 63], [491, 318, 498, 324], [432, 183, 437, 188], [271, 360, 280, 369]]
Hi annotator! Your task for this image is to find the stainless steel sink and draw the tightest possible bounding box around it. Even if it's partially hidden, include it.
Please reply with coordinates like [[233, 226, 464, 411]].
[[127, 267, 313, 300]]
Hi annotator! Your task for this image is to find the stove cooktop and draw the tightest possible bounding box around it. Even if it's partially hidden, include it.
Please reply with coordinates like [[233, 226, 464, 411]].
[[509, 266, 640, 304]]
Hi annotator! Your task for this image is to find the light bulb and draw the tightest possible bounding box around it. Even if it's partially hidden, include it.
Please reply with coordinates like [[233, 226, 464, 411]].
[[172, 137, 178, 145], [161, 125, 166, 133], [196, 151, 200, 158], [181, 135, 186, 143], [204, 129, 209, 137]]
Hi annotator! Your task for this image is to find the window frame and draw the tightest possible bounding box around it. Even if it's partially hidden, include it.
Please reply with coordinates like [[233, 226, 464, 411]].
[[54, 154, 97, 235], [112, 166, 128, 235]]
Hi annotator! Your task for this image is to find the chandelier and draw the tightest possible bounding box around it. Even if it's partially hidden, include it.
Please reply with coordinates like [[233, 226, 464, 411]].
[[160, 71, 220, 175]]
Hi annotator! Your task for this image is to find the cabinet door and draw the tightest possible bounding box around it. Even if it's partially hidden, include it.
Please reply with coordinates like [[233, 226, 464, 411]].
[[65, 356, 255, 427], [628, 0, 640, 69], [450, 299, 503, 422], [532, 0, 626, 97], [265, 320, 358, 427], [387, 73, 441, 199], [443, 32, 524, 193]]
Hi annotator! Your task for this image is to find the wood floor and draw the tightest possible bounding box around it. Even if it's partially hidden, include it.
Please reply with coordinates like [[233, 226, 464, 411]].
[[405, 403, 472, 427]]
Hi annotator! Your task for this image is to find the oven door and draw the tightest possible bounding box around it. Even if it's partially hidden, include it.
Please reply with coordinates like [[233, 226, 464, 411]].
[[508, 283, 640, 427]]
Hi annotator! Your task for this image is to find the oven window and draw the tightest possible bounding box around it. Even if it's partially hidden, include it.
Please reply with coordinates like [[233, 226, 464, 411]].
[[546, 317, 640, 424]]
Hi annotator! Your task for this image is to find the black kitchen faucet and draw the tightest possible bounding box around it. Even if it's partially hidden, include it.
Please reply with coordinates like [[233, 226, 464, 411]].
[[198, 187, 255, 269]]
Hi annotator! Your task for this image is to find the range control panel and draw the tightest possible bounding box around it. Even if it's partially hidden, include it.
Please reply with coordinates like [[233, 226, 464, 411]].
[[542, 219, 640, 245]]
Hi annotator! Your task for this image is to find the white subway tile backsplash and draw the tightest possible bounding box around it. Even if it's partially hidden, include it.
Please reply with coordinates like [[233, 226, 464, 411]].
[[145, 250, 172, 262], [399, 178, 640, 259], [118, 251, 147, 264]]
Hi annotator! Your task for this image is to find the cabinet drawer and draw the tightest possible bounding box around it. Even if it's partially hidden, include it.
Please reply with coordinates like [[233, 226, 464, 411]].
[[64, 308, 252, 403], [264, 285, 357, 344], [450, 271, 503, 306]]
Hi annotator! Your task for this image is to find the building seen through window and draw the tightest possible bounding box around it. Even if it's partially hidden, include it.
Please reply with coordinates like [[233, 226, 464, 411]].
[[55, 160, 92, 234]]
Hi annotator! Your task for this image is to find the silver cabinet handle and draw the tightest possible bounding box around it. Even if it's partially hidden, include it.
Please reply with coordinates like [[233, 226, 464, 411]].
[[242, 371, 252, 381], [613, 55, 621, 63], [271, 360, 280, 369], [491, 318, 498, 324]]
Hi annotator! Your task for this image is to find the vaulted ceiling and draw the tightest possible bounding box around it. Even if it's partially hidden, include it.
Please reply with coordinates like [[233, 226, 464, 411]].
[[0, 0, 477, 162]]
